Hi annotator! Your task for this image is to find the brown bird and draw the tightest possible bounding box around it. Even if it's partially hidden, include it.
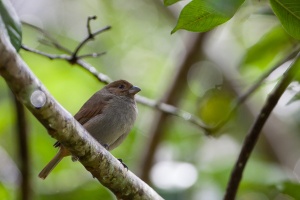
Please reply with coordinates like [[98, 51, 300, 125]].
[[39, 80, 141, 179]]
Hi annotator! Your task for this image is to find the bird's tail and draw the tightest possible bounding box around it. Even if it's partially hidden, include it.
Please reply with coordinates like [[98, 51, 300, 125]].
[[38, 147, 69, 179]]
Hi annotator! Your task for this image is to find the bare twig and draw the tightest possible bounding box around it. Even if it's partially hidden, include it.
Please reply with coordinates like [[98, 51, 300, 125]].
[[21, 45, 112, 84], [136, 95, 210, 132], [22, 20, 111, 61], [87, 16, 97, 35], [77, 52, 106, 59], [21, 45, 70, 60], [223, 52, 300, 200], [71, 18, 111, 62], [39, 38, 72, 54]]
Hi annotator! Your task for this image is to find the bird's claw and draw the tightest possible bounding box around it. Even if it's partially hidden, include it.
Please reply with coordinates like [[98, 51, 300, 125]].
[[71, 156, 79, 162], [103, 144, 109, 150], [118, 159, 128, 170]]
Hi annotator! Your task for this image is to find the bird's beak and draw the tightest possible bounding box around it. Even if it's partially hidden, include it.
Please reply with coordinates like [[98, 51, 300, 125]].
[[129, 86, 141, 95]]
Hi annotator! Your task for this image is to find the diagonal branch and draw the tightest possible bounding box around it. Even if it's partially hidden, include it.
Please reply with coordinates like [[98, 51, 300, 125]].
[[0, 31, 163, 200], [223, 51, 300, 200], [135, 94, 210, 132]]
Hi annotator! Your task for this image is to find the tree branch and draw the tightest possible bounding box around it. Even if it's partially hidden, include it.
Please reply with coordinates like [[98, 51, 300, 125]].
[[223, 51, 300, 200], [0, 31, 163, 199]]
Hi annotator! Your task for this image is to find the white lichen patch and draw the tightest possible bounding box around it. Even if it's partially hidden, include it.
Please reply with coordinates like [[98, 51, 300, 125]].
[[30, 90, 46, 108]]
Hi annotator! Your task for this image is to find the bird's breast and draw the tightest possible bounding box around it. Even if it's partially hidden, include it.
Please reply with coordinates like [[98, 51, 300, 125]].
[[83, 97, 137, 149]]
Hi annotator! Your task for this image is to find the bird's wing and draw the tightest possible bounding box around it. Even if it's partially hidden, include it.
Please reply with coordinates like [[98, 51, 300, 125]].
[[53, 91, 112, 148], [74, 92, 112, 125]]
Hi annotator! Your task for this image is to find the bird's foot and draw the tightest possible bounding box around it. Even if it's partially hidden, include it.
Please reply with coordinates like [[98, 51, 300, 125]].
[[71, 156, 79, 162], [118, 159, 128, 170], [103, 144, 109, 150]]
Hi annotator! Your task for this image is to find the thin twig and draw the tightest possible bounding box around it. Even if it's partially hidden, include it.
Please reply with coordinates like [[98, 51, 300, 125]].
[[21, 44, 112, 84], [136, 95, 210, 132], [87, 16, 97, 35], [22, 20, 111, 58], [21, 45, 70, 60], [77, 52, 106, 59], [223, 52, 300, 200], [71, 25, 111, 61], [39, 38, 72, 54]]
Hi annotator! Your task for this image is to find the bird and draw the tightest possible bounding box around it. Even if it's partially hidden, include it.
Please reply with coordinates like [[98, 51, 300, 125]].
[[38, 80, 141, 179]]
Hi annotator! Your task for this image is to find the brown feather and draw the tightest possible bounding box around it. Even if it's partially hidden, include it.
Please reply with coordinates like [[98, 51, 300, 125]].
[[74, 93, 111, 125]]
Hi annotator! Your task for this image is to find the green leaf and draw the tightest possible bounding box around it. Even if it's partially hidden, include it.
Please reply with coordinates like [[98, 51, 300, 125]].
[[0, 0, 22, 51], [240, 26, 296, 71], [270, 0, 300, 40], [164, 0, 181, 6], [172, 0, 245, 34]]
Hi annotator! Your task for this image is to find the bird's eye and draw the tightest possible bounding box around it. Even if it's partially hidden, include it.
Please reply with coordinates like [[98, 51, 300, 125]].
[[118, 84, 125, 89]]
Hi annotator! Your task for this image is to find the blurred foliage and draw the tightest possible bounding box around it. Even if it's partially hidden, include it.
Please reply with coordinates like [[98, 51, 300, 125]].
[[0, 0, 300, 200], [240, 26, 297, 72]]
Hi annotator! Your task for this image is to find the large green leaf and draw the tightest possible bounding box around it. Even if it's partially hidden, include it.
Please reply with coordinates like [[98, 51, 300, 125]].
[[0, 0, 22, 51], [240, 26, 296, 71], [270, 0, 300, 40], [172, 0, 245, 34]]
